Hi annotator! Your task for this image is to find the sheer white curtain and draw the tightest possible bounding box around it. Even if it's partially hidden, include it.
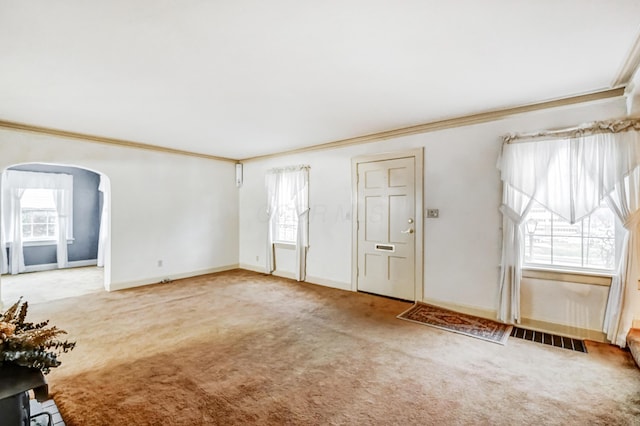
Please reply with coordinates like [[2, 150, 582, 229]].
[[265, 166, 310, 281], [52, 184, 72, 269], [97, 175, 110, 268], [498, 119, 640, 346], [497, 185, 532, 323], [265, 172, 280, 273], [7, 187, 26, 275], [604, 166, 640, 346], [1, 170, 73, 274], [1, 170, 10, 274], [291, 168, 310, 281], [1, 172, 29, 274]]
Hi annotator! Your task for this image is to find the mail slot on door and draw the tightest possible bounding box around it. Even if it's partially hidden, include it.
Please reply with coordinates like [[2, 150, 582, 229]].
[[375, 244, 395, 252]]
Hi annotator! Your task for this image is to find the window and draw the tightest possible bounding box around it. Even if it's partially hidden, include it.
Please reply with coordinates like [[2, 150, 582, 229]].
[[265, 166, 309, 279], [276, 199, 298, 243], [21, 188, 58, 241], [272, 173, 300, 243], [523, 201, 616, 271]]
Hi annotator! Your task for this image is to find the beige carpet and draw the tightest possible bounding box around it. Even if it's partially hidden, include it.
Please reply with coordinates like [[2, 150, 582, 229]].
[[2, 266, 104, 305], [22, 270, 640, 425]]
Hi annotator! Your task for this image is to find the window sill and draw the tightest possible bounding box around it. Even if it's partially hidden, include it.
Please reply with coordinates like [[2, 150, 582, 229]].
[[20, 239, 75, 247], [273, 241, 296, 249], [522, 267, 612, 287]]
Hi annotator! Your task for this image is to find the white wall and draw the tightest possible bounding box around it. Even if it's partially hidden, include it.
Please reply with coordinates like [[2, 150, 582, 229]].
[[2, 97, 635, 335], [520, 278, 608, 332], [239, 98, 633, 330], [0, 129, 239, 291]]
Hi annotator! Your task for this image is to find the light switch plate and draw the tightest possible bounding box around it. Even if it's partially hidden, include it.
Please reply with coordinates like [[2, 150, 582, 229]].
[[426, 209, 439, 218]]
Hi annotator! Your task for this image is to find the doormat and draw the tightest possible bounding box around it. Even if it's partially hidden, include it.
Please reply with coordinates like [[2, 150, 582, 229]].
[[397, 303, 512, 345], [510, 326, 588, 353]]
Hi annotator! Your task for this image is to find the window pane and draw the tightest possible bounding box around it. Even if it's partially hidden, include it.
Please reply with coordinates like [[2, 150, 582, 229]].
[[33, 224, 48, 238], [528, 236, 551, 265], [278, 225, 296, 242], [552, 236, 582, 267], [522, 201, 616, 271], [552, 214, 581, 237], [586, 208, 615, 237], [22, 207, 58, 240], [33, 212, 48, 223], [276, 204, 298, 242], [585, 237, 615, 269]]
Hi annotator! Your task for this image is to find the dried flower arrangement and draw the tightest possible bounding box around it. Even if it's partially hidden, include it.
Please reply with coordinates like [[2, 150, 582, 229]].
[[0, 297, 75, 374]]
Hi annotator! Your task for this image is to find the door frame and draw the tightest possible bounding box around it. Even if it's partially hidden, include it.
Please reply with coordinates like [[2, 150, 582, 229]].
[[351, 148, 424, 302]]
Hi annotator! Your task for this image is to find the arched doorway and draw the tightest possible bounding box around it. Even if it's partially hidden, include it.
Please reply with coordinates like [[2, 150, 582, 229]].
[[0, 163, 111, 307]]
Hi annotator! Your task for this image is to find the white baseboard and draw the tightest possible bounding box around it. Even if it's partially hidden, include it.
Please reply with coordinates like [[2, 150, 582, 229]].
[[24, 259, 98, 273], [238, 265, 351, 291], [305, 275, 351, 291], [239, 263, 268, 274], [109, 264, 239, 291], [70, 259, 98, 267], [238, 264, 293, 279], [272, 270, 296, 280]]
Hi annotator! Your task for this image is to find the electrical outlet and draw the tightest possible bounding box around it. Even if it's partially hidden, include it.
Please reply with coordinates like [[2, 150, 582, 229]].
[[256, 255, 260, 262], [426, 209, 439, 218], [157, 260, 163, 267]]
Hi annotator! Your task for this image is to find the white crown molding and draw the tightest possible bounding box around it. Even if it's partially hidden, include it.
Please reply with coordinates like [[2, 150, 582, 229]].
[[0, 119, 237, 164], [0, 87, 625, 164], [625, 61, 640, 115], [241, 87, 625, 163], [612, 26, 640, 88]]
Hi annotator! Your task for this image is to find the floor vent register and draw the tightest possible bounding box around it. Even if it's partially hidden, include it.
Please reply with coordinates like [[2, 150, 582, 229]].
[[510, 326, 588, 353]]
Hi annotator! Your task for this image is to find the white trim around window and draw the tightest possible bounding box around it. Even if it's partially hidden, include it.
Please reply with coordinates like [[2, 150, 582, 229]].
[[521, 267, 612, 287], [21, 238, 75, 247]]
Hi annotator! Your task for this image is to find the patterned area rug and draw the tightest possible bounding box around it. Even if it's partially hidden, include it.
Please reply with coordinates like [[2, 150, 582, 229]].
[[397, 303, 512, 345]]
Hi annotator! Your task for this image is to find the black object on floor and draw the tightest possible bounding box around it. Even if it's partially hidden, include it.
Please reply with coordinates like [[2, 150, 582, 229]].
[[510, 326, 588, 353]]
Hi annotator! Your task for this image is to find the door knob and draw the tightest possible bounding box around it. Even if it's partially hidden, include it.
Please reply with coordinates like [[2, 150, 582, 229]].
[[401, 228, 414, 234]]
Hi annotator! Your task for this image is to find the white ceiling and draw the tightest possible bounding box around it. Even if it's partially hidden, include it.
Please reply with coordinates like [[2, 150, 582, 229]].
[[1, 1, 639, 160]]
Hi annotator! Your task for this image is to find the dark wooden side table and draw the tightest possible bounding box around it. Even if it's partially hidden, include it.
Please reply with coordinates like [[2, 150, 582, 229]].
[[0, 364, 48, 426]]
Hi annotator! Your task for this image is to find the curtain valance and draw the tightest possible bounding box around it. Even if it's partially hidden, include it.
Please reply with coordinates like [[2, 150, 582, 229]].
[[5, 170, 73, 191], [499, 130, 640, 223]]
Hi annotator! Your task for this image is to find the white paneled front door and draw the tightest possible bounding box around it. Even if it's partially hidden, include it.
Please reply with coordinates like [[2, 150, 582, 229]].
[[356, 156, 416, 301]]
